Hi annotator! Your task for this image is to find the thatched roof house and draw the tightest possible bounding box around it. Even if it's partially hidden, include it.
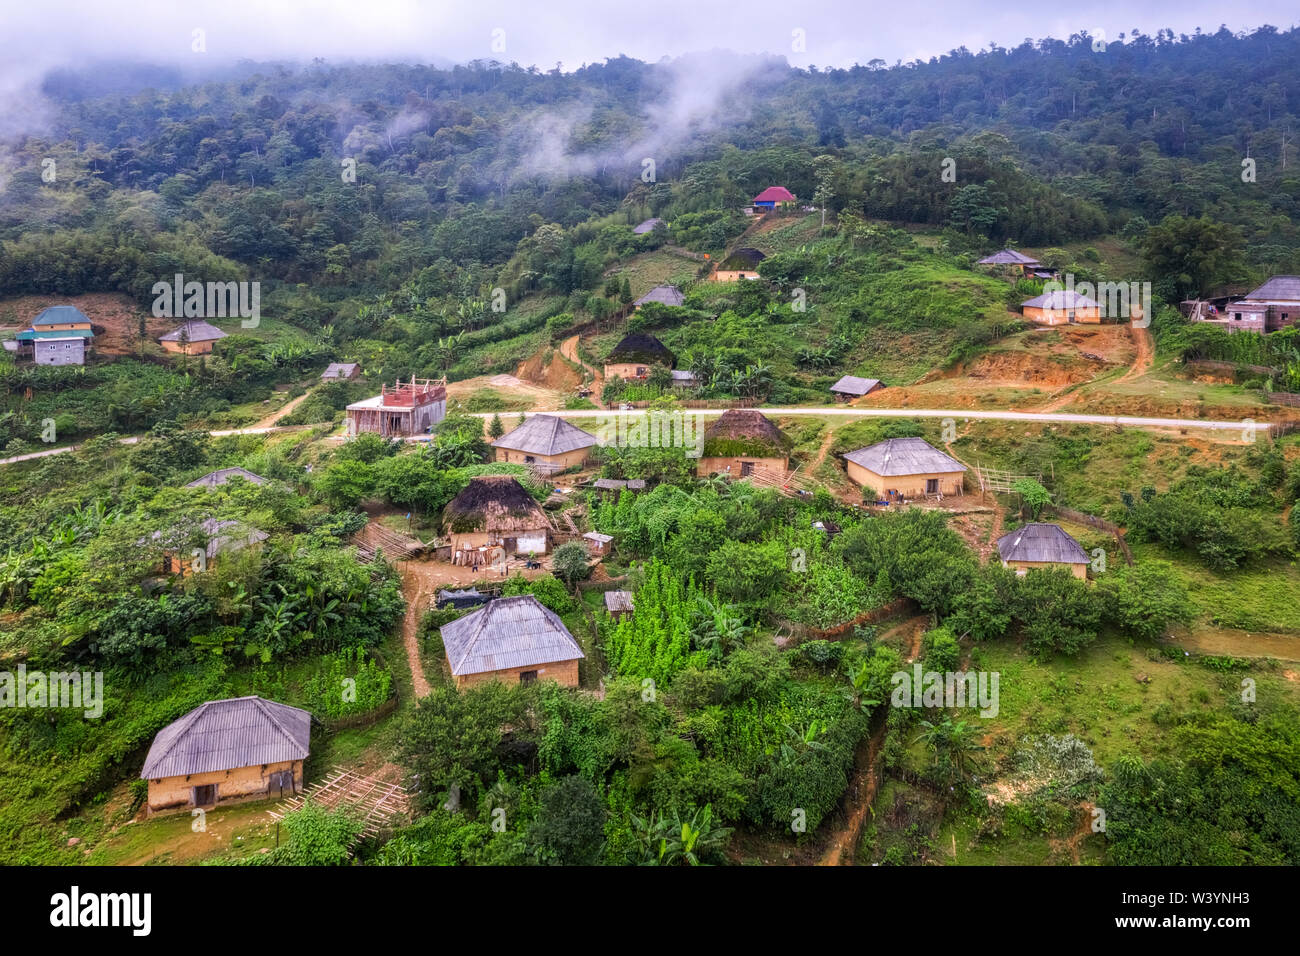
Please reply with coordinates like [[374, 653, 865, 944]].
[[604, 333, 676, 379], [442, 475, 552, 556], [698, 409, 790, 479], [996, 523, 1089, 579], [492, 414, 598, 473], [441, 594, 584, 688], [140, 696, 310, 812]]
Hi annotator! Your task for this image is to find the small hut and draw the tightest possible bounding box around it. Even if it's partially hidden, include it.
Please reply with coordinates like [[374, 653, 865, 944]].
[[604, 590, 634, 622], [441, 594, 584, 688], [829, 375, 883, 402], [697, 409, 790, 480], [632, 217, 666, 235], [442, 475, 552, 561], [603, 333, 676, 381], [583, 531, 614, 556], [321, 362, 361, 381], [996, 523, 1090, 579], [492, 414, 598, 474]]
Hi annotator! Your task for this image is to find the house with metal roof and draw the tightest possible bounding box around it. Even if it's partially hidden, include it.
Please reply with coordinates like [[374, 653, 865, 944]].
[[1021, 289, 1101, 325], [156, 518, 269, 575], [632, 217, 666, 235], [185, 467, 267, 489], [1214, 276, 1300, 333], [842, 437, 967, 499], [440, 594, 584, 688], [321, 362, 361, 381], [753, 186, 796, 210], [604, 589, 634, 621], [159, 320, 228, 355], [996, 523, 1090, 579], [492, 414, 599, 474], [830, 375, 884, 401], [977, 249, 1042, 275], [5, 305, 95, 365], [633, 284, 685, 309], [140, 696, 311, 812]]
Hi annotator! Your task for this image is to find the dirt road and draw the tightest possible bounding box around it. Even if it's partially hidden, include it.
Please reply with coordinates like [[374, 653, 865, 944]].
[[560, 334, 603, 407]]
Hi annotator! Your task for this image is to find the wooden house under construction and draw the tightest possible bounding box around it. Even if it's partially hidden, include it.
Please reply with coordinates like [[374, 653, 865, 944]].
[[346, 377, 446, 437], [696, 409, 790, 480], [442, 474, 552, 561]]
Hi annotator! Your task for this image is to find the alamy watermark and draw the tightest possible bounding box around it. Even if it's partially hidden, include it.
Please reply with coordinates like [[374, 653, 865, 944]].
[[151, 272, 260, 328], [1, 665, 103, 718], [1043, 273, 1152, 327], [592, 410, 705, 458], [891, 664, 999, 717]]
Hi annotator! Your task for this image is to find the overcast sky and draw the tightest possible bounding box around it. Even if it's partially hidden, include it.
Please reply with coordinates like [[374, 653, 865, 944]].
[[1, 0, 1295, 84]]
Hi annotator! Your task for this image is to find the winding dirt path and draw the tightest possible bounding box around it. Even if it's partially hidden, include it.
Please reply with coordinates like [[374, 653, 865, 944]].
[[397, 561, 432, 699], [1116, 324, 1154, 385], [250, 389, 313, 429], [560, 334, 603, 408], [817, 718, 888, 866]]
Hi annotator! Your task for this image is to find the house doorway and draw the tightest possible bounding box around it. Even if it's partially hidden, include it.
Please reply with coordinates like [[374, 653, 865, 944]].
[[925, 479, 939, 494], [519, 670, 538, 684], [192, 784, 217, 807], [740, 461, 755, 477]]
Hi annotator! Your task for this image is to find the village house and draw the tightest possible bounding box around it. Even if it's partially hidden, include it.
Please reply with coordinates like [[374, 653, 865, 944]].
[[140, 696, 310, 813], [977, 248, 1051, 277], [603, 333, 676, 381], [829, 375, 884, 402], [185, 467, 267, 489], [633, 284, 685, 309], [441, 594, 585, 689], [670, 369, 700, 390], [842, 437, 967, 499], [1200, 276, 1300, 334], [492, 414, 599, 474], [714, 247, 767, 281], [346, 377, 446, 437], [632, 217, 666, 234], [442, 474, 553, 563], [5, 305, 95, 366], [604, 589, 634, 622], [583, 531, 614, 556], [1020, 289, 1102, 325], [752, 186, 796, 212], [321, 362, 361, 381], [159, 320, 227, 355], [697, 409, 790, 480], [158, 518, 269, 576], [996, 522, 1090, 579]]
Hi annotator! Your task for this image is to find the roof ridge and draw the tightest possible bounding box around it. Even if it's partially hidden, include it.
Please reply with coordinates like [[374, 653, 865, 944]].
[[142, 700, 213, 774], [250, 696, 305, 751]]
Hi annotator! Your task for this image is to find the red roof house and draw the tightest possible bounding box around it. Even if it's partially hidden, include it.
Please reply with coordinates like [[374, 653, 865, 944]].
[[753, 186, 796, 209]]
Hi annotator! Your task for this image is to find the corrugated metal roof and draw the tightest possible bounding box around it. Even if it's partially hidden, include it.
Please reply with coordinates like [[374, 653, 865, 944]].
[[321, 362, 359, 378], [830, 375, 881, 395], [159, 320, 228, 342], [604, 590, 634, 613], [842, 438, 967, 476], [997, 523, 1089, 565], [441, 594, 585, 676], [634, 284, 685, 307], [16, 328, 94, 340], [978, 249, 1039, 265], [140, 696, 311, 779], [185, 467, 267, 488], [1021, 289, 1100, 310], [31, 305, 92, 326], [493, 414, 598, 456], [632, 217, 665, 234], [1240, 275, 1300, 302], [584, 532, 613, 543]]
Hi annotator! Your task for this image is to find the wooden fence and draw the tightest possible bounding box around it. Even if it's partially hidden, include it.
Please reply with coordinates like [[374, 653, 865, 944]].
[[1043, 504, 1133, 566], [1261, 390, 1300, 408], [778, 597, 915, 644]]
